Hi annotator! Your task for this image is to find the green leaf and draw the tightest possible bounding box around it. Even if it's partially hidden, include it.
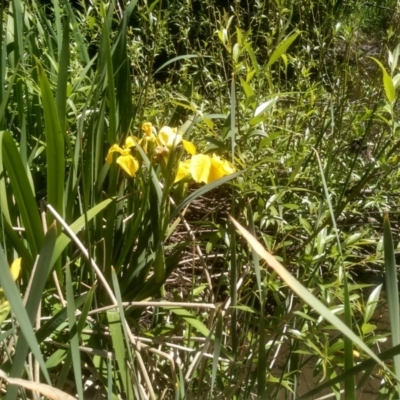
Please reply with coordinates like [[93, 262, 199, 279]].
[[51, 198, 113, 268], [153, 54, 198, 75], [107, 310, 134, 398], [37, 59, 65, 222], [0, 245, 51, 396], [361, 323, 377, 335], [210, 311, 223, 397], [267, 31, 300, 67], [66, 265, 84, 399], [298, 344, 400, 399], [5, 223, 57, 400], [36, 293, 88, 343], [370, 57, 396, 104], [56, 17, 70, 134], [250, 97, 278, 126], [107, 268, 134, 398], [364, 284, 382, 324], [383, 212, 400, 393], [164, 306, 211, 338], [0, 289, 11, 325], [0, 130, 44, 257]]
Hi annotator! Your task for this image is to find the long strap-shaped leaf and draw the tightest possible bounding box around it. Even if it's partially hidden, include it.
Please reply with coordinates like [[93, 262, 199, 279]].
[[6, 223, 57, 400], [0, 229, 57, 400], [0, 130, 43, 257], [36, 59, 65, 224]]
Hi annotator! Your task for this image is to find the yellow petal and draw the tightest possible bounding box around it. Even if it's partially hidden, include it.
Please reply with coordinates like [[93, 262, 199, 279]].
[[142, 122, 153, 136], [10, 258, 21, 281], [117, 155, 139, 177], [125, 136, 136, 148], [158, 126, 182, 147], [174, 160, 191, 183], [106, 144, 124, 164], [182, 139, 196, 155], [208, 155, 235, 183], [190, 154, 211, 183]]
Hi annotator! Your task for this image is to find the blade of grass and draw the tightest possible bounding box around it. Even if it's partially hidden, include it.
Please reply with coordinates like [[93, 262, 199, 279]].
[[229, 72, 238, 361], [314, 148, 355, 398], [210, 310, 222, 398], [110, 268, 134, 398], [0, 130, 44, 257], [0, 245, 53, 400], [5, 222, 57, 400], [56, 17, 70, 135], [50, 198, 113, 268], [65, 265, 84, 400], [383, 211, 400, 395], [107, 311, 134, 398], [153, 54, 198, 75], [36, 59, 65, 223], [245, 200, 266, 395], [36, 293, 88, 343]]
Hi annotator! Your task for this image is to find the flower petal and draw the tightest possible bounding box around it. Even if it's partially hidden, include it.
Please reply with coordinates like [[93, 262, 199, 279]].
[[208, 155, 235, 183], [190, 154, 211, 183], [125, 136, 136, 148], [182, 139, 196, 155], [142, 122, 153, 136], [175, 160, 191, 183], [117, 155, 139, 177], [158, 126, 182, 147], [106, 144, 124, 164], [10, 258, 21, 281]]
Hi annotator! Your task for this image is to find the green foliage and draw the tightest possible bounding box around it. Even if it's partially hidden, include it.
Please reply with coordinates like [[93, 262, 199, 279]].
[[0, 0, 400, 398]]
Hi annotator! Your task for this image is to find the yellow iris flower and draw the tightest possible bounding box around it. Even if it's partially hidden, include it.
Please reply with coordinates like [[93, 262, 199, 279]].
[[105, 123, 235, 184], [158, 126, 182, 147], [175, 154, 235, 184], [105, 137, 139, 178], [175, 159, 192, 183], [190, 154, 235, 184]]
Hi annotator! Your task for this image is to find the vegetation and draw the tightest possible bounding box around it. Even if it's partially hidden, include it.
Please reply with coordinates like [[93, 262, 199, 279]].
[[0, 0, 400, 398]]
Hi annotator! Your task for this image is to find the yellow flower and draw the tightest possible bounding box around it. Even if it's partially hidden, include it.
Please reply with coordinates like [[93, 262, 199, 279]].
[[182, 139, 196, 155], [140, 122, 157, 152], [106, 137, 139, 178], [116, 155, 139, 177], [158, 126, 182, 147], [142, 122, 154, 137], [190, 154, 235, 184], [174, 159, 192, 183], [10, 258, 21, 281]]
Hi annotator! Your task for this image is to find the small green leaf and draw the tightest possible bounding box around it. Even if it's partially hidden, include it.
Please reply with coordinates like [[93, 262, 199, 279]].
[[164, 306, 211, 338], [267, 31, 300, 67], [364, 284, 382, 324], [231, 305, 256, 313], [370, 57, 396, 104], [250, 98, 278, 126], [361, 323, 377, 335], [232, 43, 240, 63]]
